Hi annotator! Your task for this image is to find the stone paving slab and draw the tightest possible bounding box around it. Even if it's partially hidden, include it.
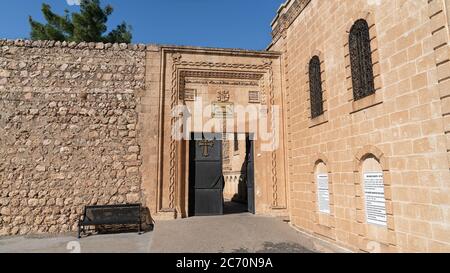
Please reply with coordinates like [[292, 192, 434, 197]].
[[149, 213, 334, 253]]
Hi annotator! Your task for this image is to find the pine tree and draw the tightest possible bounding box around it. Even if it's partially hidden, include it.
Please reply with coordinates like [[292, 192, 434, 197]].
[[29, 0, 132, 43]]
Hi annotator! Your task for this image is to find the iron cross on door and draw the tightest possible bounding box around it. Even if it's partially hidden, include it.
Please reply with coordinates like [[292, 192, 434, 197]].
[[199, 139, 214, 157]]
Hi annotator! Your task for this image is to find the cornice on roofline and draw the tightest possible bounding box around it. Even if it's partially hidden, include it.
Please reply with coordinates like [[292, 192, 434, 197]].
[[270, 0, 312, 44]]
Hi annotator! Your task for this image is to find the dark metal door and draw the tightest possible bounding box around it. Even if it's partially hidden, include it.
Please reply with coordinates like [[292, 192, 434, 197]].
[[246, 136, 255, 214], [189, 133, 224, 216]]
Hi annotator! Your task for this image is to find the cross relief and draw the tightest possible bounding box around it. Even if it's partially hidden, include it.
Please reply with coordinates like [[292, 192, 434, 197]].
[[198, 140, 215, 157]]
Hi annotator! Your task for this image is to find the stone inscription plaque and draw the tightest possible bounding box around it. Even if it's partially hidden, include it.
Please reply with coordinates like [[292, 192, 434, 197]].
[[212, 102, 234, 119], [364, 172, 387, 227], [317, 174, 330, 214]]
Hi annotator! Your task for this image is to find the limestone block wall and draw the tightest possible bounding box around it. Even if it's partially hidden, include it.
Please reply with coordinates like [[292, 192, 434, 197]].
[[272, 0, 450, 252], [0, 40, 146, 236]]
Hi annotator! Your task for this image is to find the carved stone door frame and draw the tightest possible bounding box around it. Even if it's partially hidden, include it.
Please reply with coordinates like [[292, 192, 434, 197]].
[[155, 47, 285, 219]]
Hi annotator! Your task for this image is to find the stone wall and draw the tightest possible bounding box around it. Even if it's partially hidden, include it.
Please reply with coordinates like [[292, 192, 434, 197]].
[[0, 40, 146, 236], [271, 0, 450, 252]]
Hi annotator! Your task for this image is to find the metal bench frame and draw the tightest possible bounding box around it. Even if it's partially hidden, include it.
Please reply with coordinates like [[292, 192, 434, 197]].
[[78, 204, 142, 239]]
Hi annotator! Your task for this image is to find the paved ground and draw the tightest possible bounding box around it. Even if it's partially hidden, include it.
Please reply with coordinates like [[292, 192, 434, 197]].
[[149, 213, 316, 253], [0, 232, 152, 253], [0, 203, 347, 253]]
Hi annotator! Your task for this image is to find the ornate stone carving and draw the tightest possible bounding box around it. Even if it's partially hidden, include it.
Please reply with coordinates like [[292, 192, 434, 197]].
[[259, 75, 267, 105], [178, 60, 270, 70], [181, 70, 263, 81], [168, 53, 182, 209], [182, 89, 197, 101], [263, 59, 273, 66], [184, 79, 259, 87], [267, 65, 278, 207], [248, 91, 261, 104], [168, 56, 279, 209], [172, 53, 182, 62], [217, 90, 230, 103]]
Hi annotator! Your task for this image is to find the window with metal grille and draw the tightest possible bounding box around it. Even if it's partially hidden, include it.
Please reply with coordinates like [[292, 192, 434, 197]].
[[309, 55, 324, 119], [234, 133, 239, 152], [349, 19, 375, 101]]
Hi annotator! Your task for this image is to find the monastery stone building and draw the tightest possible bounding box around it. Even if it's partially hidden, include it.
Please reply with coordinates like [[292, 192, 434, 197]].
[[0, 0, 449, 252]]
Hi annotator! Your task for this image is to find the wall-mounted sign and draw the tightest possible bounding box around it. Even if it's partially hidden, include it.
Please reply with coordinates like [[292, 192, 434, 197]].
[[212, 102, 234, 119], [317, 174, 330, 214], [364, 172, 387, 227]]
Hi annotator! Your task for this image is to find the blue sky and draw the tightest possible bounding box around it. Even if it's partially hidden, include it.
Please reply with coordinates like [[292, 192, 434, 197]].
[[0, 0, 285, 50]]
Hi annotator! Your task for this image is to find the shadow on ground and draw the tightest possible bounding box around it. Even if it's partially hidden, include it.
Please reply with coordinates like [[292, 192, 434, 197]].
[[223, 201, 249, 215], [232, 242, 314, 253]]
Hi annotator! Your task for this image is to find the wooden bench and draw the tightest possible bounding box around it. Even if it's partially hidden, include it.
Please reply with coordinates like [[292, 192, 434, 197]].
[[78, 204, 142, 239]]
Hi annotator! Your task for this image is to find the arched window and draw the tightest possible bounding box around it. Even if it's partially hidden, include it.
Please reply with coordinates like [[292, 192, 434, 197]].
[[349, 19, 375, 101], [309, 56, 324, 118]]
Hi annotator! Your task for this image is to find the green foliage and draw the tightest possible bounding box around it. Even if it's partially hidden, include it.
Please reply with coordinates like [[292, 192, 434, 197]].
[[29, 0, 132, 43]]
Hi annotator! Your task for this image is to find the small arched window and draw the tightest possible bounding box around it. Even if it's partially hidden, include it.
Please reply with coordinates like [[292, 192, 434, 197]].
[[349, 19, 375, 101], [309, 56, 324, 118]]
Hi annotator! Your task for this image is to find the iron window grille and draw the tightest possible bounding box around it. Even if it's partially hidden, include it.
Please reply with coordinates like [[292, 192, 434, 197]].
[[349, 19, 376, 101], [309, 55, 324, 119]]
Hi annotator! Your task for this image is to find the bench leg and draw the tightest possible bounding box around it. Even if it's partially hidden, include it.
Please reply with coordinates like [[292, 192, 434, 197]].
[[138, 213, 142, 235]]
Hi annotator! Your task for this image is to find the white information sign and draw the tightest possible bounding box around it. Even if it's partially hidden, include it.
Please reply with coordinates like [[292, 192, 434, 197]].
[[364, 172, 387, 227], [317, 174, 330, 214]]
